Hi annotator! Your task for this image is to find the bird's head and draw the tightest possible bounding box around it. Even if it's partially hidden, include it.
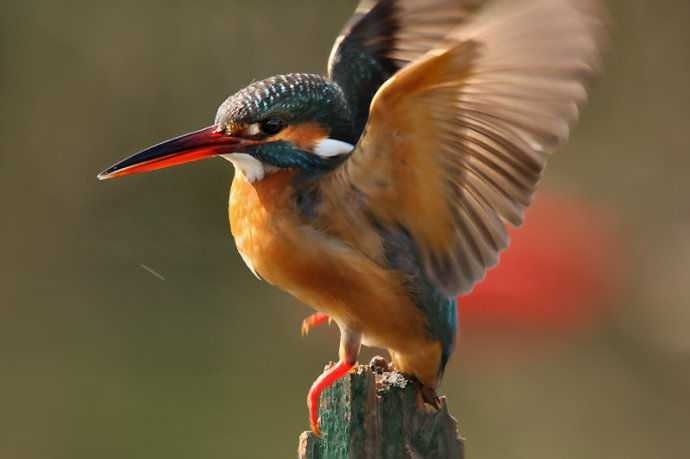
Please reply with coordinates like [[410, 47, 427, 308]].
[[98, 74, 355, 183]]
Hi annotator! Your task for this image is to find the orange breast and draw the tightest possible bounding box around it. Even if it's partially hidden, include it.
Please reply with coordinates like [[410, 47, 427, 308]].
[[229, 171, 443, 386]]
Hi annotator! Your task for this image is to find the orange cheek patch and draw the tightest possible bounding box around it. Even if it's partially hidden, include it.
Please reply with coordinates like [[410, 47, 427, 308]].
[[270, 122, 329, 152]]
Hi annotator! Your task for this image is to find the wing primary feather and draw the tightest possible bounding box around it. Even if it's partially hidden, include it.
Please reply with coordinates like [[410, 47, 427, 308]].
[[323, 0, 606, 296]]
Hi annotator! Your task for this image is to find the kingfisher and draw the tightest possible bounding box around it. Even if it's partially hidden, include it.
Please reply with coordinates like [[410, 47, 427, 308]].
[[99, 0, 605, 435]]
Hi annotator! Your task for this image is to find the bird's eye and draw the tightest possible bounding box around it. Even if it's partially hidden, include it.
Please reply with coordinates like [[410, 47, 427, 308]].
[[259, 118, 286, 136]]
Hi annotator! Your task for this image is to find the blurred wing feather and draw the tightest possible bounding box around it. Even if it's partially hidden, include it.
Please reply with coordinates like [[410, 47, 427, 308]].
[[328, 0, 477, 138], [330, 0, 606, 295]]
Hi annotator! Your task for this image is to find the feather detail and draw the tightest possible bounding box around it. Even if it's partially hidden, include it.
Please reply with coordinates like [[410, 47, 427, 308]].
[[325, 0, 606, 295], [328, 0, 475, 138]]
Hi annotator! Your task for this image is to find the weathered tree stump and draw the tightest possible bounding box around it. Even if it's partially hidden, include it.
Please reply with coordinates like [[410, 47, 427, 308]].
[[298, 363, 464, 459]]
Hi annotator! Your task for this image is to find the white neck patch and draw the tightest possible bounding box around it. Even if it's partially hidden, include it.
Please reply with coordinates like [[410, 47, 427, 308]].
[[222, 139, 354, 182], [313, 138, 355, 158], [222, 153, 265, 183]]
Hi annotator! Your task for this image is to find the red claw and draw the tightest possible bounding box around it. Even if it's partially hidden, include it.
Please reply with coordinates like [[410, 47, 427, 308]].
[[307, 360, 354, 436], [301, 312, 331, 336]]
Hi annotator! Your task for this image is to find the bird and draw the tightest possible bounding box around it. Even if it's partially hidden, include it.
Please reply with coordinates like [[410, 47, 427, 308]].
[[98, 0, 605, 435]]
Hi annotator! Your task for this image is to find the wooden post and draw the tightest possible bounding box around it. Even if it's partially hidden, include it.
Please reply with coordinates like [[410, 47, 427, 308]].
[[298, 362, 464, 459]]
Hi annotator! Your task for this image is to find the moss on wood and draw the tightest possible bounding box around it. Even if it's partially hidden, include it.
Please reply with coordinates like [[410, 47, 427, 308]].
[[298, 365, 464, 459]]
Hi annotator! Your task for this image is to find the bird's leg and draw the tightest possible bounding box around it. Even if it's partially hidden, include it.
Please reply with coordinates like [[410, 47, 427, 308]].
[[300, 312, 332, 336], [307, 327, 361, 436]]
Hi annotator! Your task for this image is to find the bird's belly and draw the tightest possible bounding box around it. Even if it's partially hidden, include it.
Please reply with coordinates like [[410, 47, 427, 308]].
[[235, 215, 421, 346], [229, 173, 443, 386], [239, 226, 443, 384]]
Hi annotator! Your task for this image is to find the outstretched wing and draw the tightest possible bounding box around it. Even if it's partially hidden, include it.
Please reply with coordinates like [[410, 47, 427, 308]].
[[327, 0, 606, 296], [327, 0, 477, 140]]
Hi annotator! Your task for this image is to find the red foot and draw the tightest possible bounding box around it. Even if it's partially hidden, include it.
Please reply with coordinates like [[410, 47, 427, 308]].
[[307, 360, 354, 436], [301, 312, 331, 336]]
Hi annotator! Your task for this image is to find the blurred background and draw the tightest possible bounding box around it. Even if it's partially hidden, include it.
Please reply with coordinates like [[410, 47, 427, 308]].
[[1, 1, 689, 457]]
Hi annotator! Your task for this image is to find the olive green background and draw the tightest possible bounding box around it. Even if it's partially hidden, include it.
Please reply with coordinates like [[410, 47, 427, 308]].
[[1, 1, 689, 458]]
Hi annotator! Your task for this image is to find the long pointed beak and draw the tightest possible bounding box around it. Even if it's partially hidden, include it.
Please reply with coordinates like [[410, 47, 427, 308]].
[[97, 126, 252, 180]]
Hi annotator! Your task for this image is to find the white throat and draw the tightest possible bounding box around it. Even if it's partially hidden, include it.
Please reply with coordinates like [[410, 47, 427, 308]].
[[222, 138, 354, 183], [222, 153, 265, 183]]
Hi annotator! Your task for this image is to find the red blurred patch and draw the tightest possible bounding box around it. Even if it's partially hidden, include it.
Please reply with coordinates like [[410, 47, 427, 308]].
[[460, 192, 622, 335]]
